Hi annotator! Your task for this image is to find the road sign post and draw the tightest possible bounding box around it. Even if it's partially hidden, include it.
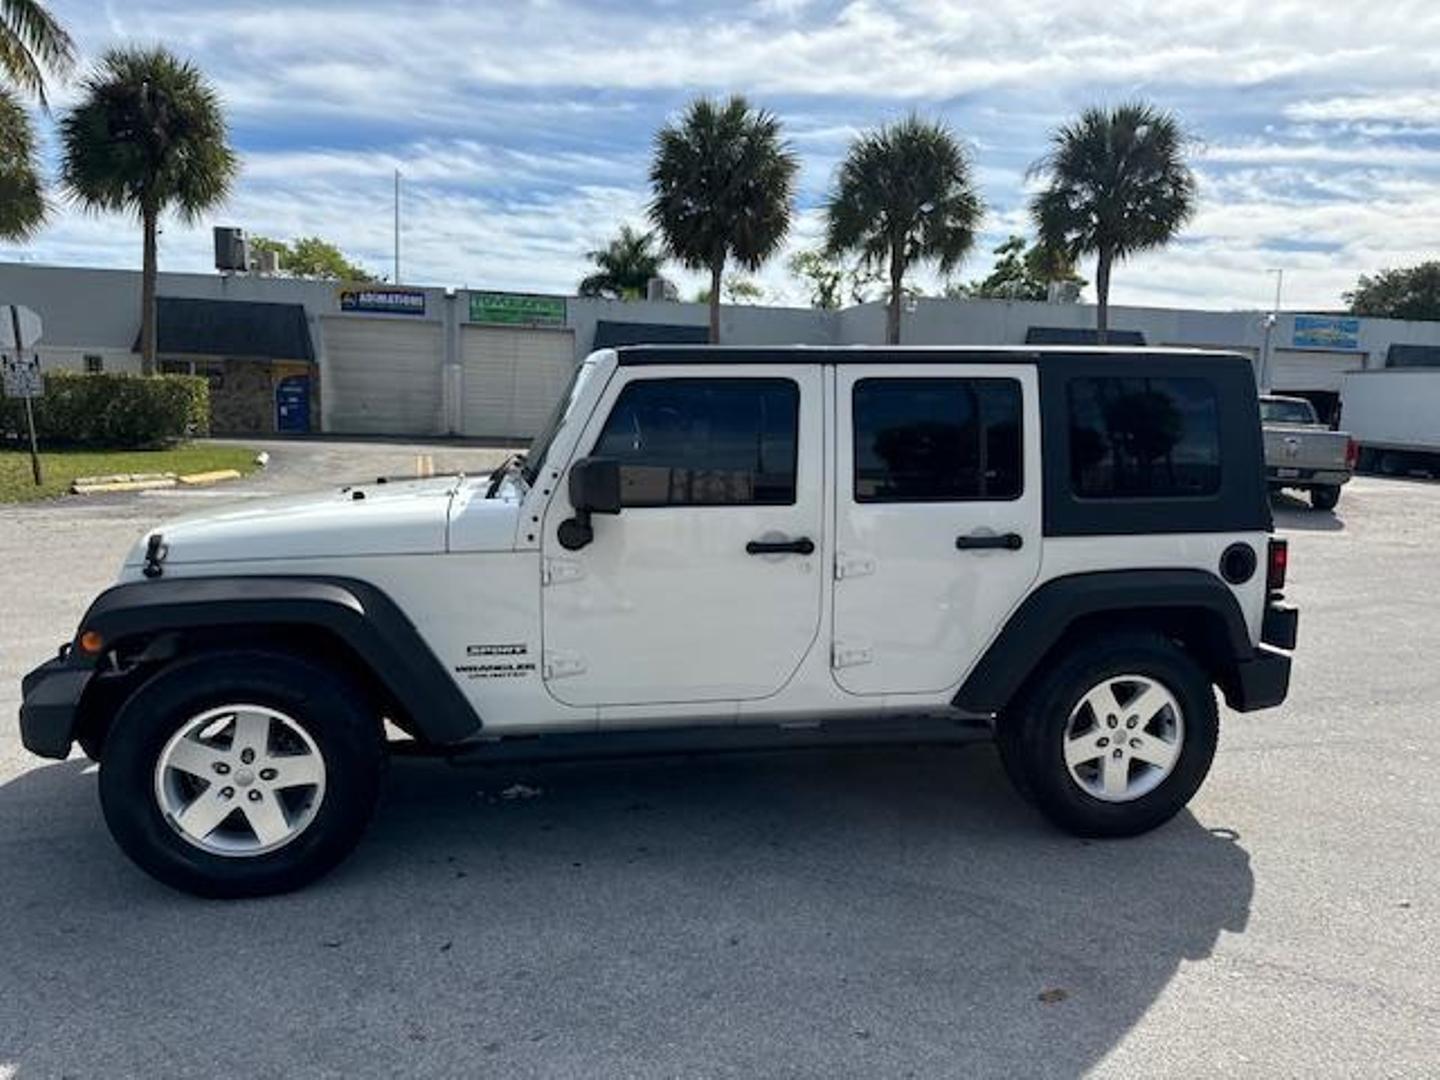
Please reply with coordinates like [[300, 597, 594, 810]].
[[3, 304, 44, 486]]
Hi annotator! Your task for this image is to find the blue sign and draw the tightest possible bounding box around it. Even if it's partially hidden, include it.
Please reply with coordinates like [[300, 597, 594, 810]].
[[275, 374, 310, 433], [339, 288, 426, 316], [1293, 315, 1360, 350]]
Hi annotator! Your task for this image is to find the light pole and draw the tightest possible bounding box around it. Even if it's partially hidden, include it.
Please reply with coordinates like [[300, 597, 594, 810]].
[[1258, 268, 1284, 390], [393, 169, 401, 285]]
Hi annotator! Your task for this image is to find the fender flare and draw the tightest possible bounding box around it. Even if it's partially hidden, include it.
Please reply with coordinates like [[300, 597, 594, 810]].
[[78, 575, 481, 744], [953, 569, 1253, 715]]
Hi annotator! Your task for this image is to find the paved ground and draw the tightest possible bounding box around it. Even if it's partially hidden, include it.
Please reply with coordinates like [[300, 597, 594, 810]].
[[1, 443, 1437, 1077]]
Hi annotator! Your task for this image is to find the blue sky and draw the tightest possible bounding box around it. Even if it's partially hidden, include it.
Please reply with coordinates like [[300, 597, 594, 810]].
[[6, 0, 1440, 310]]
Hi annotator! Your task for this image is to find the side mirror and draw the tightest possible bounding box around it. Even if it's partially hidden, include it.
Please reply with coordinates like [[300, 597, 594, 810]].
[[558, 457, 621, 550]]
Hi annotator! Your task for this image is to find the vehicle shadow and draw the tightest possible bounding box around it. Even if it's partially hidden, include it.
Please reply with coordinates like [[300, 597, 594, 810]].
[[1270, 491, 1345, 532], [0, 746, 1253, 1078]]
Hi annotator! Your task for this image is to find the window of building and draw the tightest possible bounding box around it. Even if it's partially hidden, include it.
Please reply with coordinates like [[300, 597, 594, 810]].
[[1068, 376, 1221, 498], [592, 378, 799, 506], [83, 354, 103, 374], [853, 378, 1022, 502]]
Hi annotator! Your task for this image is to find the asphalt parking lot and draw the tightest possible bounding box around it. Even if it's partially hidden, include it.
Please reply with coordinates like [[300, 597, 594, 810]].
[[1, 442, 1437, 1077]]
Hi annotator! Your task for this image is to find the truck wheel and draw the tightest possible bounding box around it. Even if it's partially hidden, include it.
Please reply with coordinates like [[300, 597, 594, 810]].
[[98, 650, 385, 898], [1001, 631, 1218, 838], [1310, 485, 1341, 511]]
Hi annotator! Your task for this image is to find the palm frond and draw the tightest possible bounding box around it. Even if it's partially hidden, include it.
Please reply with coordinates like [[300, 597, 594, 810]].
[[0, 0, 75, 106], [0, 84, 44, 239], [648, 94, 798, 274], [1028, 101, 1196, 263], [824, 114, 984, 278], [59, 45, 238, 222]]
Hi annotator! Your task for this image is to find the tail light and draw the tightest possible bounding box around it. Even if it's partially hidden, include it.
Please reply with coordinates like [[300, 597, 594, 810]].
[[1267, 538, 1289, 593], [1345, 438, 1359, 470]]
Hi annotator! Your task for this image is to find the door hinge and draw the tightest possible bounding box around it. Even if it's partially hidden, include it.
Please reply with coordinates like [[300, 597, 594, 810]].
[[835, 551, 876, 580], [543, 558, 584, 586], [832, 641, 873, 669], [543, 652, 587, 679]]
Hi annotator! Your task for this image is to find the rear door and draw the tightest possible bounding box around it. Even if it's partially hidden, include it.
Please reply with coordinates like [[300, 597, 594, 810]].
[[541, 365, 825, 709], [832, 364, 1042, 696]]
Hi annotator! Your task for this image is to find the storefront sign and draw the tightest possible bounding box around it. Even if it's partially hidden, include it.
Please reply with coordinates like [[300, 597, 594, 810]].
[[469, 291, 566, 327], [339, 288, 426, 316], [1293, 315, 1359, 350]]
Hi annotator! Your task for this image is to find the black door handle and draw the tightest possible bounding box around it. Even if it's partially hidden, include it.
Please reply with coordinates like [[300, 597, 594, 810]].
[[956, 532, 1024, 551], [746, 537, 815, 556]]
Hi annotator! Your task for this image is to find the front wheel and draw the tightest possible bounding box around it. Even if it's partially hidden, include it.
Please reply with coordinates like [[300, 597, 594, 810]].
[[999, 631, 1219, 837], [1310, 485, 1341, 511], [99, 650, 385, 898]]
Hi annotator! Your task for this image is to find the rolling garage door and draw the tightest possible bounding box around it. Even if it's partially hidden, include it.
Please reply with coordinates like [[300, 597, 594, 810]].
[[461, 326, 575, 439], [321, 316, 445, 435], [1268, 349, 1367, 394]]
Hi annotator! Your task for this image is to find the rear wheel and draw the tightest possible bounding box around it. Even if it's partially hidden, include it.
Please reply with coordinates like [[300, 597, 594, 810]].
[[1310, 485, 1341, 511], [99, 650, 385, 898], [999, 631, 1218, 837]]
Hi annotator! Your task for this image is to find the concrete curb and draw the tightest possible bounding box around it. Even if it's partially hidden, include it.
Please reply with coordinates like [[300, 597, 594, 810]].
[[176, 469, 243, 486], [71, 468, 244, 495]]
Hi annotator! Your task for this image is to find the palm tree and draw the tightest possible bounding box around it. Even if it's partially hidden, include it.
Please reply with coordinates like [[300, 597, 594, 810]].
[[59, 47, 238, 374], [826, 116, 984, 345], [1029, 102, 1196, 343], [578, 224, 663, 300], [0, 0, 75, 242], [649, 95, 797, 343]]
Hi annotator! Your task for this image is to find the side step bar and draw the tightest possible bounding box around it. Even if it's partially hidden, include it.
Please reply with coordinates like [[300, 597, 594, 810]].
[[398, 715, 991, 768]]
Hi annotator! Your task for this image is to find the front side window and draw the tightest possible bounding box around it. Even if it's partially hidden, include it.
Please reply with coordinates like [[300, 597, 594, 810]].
[[1069, 376, 1221, 498], [592, 378, 799, 506], [853, 378, 1022, 502]]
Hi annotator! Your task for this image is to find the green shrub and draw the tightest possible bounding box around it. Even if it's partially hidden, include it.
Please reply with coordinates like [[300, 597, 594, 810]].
[[0, 371, 210, 447]]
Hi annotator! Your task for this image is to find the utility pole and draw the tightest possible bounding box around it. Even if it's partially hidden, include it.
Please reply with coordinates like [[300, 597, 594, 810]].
[[393, 169, 401, 285]]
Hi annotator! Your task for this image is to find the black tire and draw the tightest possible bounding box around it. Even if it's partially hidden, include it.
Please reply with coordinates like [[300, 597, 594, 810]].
[[1310, 485, 1341, 511], [99, 650, 385, 898], [999, 630, 1219, 838]]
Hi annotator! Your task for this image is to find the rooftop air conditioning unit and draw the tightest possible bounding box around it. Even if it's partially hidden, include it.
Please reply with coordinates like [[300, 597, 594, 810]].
[[646, 276, 679, 302], [214, 227, 248, 272], [253, 248, 281, 275]]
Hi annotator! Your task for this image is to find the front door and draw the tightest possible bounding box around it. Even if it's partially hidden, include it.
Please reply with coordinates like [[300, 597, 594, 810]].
[[275, 374, 311, 433], [541, 366, 824, 709], [832, 364, 1042, 696]]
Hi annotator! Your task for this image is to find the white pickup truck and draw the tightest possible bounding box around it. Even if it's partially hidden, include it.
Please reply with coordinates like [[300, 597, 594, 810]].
[[21, 346, 1297, 897], [1260, 394, 1356, 510]]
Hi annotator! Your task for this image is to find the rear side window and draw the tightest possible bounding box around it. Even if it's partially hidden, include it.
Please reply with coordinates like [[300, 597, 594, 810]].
[[1069, 376, 1221, 498], [853, 378, 1022, 501], [592, 378, 798, 506]]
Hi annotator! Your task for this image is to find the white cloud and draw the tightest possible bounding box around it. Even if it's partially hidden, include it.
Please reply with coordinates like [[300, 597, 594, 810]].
[[14, 0, 1440, 313]]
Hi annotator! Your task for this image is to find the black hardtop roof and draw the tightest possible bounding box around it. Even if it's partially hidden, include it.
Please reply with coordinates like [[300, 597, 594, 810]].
[[611, 344, 1254, 368]]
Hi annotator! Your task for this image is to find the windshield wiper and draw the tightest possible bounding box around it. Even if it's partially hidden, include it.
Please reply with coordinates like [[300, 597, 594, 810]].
[[485, 453, 527, 498]]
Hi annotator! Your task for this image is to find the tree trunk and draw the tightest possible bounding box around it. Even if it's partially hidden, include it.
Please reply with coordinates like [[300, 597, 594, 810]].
[[140, 207, 159, 376], [708, 258, 724, 344], [886, 243, 905, 346], [1094, 247, 1112, 347]]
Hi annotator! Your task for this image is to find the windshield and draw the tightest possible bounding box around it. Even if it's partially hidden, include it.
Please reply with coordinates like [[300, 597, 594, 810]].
[[1261, 398, 1317, 425], [522, 361, 595, 485]]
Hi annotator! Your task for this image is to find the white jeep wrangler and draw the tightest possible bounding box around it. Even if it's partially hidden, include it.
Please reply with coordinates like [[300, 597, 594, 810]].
[[21, 346, 1297, 897]]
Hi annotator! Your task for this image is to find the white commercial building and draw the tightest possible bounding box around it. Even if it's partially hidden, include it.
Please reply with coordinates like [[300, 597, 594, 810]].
[[2, 260, 1437, 436]]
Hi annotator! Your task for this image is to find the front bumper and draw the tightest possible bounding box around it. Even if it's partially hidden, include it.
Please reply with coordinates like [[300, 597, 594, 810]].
[[19, 648, 94, 760]]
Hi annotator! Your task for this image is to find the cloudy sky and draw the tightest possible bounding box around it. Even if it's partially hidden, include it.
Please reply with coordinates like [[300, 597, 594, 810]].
[[5, 0, 1440, 311]]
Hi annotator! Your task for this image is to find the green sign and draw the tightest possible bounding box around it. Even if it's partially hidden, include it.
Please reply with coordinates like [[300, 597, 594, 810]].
[[469, 291, 566, 327]]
